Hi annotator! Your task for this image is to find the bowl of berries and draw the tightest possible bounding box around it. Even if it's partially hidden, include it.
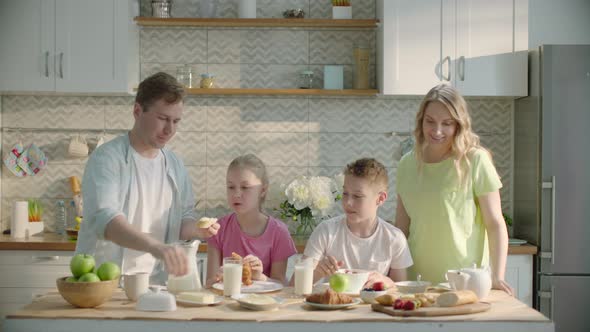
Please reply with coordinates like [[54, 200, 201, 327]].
[[360, 281, 388, 304]]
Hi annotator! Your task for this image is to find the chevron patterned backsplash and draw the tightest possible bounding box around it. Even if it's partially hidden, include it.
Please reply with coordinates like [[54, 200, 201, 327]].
[[0, 0, 514, 234]]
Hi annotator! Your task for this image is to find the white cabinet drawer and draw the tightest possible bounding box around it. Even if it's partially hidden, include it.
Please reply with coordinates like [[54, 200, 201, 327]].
[[0, 265, 70, 288], [0, 251, 73, 266]]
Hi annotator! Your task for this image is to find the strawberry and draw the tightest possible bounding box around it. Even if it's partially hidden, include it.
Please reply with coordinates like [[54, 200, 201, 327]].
[[403, 300, 416, 310], [393, 299, 405, 310], [372, 281, 386, 291]]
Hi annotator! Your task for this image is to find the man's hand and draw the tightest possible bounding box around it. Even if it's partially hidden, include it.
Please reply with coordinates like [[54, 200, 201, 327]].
[[365, 271, 395, 289], [151, 244, 188, 277]]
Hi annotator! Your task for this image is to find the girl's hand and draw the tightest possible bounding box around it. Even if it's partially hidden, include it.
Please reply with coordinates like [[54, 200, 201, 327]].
[[314, 255, 343, 280], [365, 271, 395, 289], [205, 267, 223, 288], [243, 255, 266, 281], [492, 278, 514, 296], [195, 222, 220, 239]]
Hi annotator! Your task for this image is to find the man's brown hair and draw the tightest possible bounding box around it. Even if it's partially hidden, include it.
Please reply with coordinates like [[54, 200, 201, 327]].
[[135, 72, 186, 112], [344, 158, 388, 191]]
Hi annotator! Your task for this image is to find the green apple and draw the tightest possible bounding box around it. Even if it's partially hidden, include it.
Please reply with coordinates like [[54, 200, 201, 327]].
[[70, 254, 95, 277], [329, 273, 349, 293], [96, 261, 121, 281], [78, 272, 101, 282], [65, 276, 78, 283]]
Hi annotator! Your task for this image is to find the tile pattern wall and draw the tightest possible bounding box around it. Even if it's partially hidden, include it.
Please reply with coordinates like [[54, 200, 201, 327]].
[[0, 0, 514, 233], [0, 94, 513, 233]]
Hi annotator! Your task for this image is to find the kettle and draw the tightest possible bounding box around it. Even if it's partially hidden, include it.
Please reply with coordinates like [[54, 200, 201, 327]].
[[445, 264, 492, 300], [166, 240, 202, 294]]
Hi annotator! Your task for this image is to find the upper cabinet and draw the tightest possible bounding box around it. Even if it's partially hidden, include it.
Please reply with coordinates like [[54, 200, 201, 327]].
[[377, 0, 528, 96], [0, 0, 139, 94]]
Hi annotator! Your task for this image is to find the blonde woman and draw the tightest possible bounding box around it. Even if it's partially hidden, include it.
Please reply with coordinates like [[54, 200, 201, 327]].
[[395, 84, 513, 295]]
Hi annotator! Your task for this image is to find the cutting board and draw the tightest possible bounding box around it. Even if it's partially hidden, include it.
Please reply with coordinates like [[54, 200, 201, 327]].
[[371, 302, 491, 317]]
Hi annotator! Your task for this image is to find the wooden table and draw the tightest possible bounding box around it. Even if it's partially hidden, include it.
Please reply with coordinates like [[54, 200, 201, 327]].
[[2, 289, 553, 332]]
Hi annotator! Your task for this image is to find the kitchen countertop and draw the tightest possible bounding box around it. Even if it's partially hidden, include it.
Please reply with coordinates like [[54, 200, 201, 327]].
[[3, 289, 552, 332], [0, 233, 538, 255]]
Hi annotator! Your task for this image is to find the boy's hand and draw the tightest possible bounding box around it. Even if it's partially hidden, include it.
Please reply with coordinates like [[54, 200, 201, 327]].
[[314, 255, 344, 279]]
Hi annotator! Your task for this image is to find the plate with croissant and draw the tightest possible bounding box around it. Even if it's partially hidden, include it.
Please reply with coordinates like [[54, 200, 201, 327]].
[[303, 289, 362, 310]]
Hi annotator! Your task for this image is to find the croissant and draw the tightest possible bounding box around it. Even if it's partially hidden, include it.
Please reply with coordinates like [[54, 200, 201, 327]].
[[306, 288, 353, 305], [231, 252, 253, 286]]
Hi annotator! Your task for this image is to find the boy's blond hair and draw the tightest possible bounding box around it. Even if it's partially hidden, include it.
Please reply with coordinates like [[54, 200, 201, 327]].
[[344, 158, 388, 192]]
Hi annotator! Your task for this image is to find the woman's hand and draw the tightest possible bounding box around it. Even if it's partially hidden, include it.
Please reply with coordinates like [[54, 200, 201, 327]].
[[365, 271, 395, 289], [492, 278, 514, 296], [313, 255, 343, 280], [243, 255, 267, 281]]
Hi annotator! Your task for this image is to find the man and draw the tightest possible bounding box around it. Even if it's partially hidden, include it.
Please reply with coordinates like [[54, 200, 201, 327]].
[[76, 72, 218, 283]]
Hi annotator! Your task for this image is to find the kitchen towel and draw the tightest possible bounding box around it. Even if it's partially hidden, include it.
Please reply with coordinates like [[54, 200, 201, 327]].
[[11, 201, 29, 238]]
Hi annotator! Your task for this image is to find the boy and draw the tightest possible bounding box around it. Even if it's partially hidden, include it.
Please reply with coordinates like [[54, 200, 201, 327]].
[[303, 158, 412, 288]]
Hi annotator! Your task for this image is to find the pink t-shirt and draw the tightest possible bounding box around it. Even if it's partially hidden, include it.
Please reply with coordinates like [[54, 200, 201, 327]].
[[207, 213, 297, 276]]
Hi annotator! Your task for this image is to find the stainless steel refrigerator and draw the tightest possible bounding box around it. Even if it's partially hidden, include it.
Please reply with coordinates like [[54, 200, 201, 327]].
[[514, 44, 590, 332]]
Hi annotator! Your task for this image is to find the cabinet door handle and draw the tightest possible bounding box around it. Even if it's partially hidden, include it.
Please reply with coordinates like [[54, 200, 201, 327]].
[[442, 56, 451, 81], [458, 56, 465, 81], [32, 255, 60, 261], [44, 51, 49, 77], [59, 52, 64, 79]]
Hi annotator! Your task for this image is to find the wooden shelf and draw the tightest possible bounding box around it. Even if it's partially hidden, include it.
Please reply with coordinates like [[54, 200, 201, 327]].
[[183, 88, 378, 96], [134, 17, 379, 28]]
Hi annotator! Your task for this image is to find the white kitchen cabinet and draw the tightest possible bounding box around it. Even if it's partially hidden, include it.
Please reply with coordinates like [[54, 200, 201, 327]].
[[0, 250, 73, 320], [377, 0, 528, 96], [505, 254, 533, 306], [0, 0, 139, 94]]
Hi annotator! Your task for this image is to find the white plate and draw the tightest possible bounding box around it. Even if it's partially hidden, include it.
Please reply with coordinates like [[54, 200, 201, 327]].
[[232, 294, 285, 311], [303, 298, 362, 310], [212, 279, 284, 293], [176, 295, 224, 307], [509, 238, 527, 245]]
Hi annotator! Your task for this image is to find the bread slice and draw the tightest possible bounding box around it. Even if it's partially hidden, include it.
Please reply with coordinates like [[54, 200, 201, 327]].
[[436, 290, 478, 307], [196, 217, 217, 228]]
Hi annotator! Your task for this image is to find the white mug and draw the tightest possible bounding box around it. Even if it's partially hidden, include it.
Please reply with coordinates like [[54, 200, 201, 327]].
[[123, 272, 150, 301]]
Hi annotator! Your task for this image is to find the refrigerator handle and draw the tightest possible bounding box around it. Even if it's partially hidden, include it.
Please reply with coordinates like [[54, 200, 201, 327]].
[[538, 287, 555, 319], [541, 176, 556, 264]]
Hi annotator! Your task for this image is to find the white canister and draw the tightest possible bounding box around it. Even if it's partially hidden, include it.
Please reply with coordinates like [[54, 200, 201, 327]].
[[238, 0, 256, 18], [11, 201, 28, 238]]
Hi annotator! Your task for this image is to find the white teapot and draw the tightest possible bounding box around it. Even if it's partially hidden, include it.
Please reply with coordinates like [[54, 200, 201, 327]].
[[445, 264, 492, 300]]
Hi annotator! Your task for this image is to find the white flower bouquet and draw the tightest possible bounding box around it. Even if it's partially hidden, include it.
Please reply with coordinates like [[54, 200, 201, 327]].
[[278, 174, 343, 236]]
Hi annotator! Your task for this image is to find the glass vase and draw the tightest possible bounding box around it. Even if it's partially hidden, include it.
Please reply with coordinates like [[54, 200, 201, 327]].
[[294, 208, 316, 238]]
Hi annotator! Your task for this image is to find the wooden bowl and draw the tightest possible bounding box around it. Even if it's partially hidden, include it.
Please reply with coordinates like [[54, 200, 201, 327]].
[[56, 277, 119, 308]]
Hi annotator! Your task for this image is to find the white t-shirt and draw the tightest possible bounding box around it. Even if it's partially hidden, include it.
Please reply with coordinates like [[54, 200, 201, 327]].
[[303, 216, 413, 275], [122, 149, 173, 275]]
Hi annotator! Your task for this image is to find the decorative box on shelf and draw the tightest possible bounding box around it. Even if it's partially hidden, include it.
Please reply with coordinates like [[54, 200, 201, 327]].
[[332, 1, 352, 19]]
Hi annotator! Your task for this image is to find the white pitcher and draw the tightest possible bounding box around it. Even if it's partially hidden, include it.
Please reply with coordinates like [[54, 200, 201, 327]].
[[445, 264, 492, 300], [166, 240, 202, 294]]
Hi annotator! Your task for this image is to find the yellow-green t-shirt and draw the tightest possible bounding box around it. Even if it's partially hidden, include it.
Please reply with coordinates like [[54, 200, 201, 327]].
[[396, 149, 502, 284]]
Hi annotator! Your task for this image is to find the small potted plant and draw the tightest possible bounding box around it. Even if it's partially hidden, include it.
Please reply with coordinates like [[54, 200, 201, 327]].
[[332, 0, 352, 19], [27, 199, 44, 236]]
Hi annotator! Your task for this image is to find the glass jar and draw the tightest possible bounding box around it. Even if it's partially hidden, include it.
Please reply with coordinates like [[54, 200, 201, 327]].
[[200, 73, 215, 89], [298, 70, 314, 89], [176, 65, 193, 88], [353, 44, 370, 89], [151, 1, 172, 18]]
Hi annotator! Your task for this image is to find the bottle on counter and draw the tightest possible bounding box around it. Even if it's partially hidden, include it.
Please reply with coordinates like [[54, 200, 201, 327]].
[[55, 200, 66, 235]]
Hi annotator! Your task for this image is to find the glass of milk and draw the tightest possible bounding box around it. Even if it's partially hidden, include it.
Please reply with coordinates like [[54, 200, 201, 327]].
[[294, 257, 314, 296], [223, 257, 243, 297]]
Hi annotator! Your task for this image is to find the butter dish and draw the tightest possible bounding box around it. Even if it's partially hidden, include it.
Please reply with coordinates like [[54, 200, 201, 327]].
[[136, 287, 176, 312]]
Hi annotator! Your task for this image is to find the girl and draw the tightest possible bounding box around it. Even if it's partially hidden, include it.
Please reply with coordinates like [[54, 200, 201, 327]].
[[395, 84, 513, 295], [206, 154, 297, 286]]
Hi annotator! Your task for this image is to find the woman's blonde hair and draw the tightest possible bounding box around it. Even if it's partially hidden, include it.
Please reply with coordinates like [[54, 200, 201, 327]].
[[227, 154, 269, 208], [413, 84, 491, 186]]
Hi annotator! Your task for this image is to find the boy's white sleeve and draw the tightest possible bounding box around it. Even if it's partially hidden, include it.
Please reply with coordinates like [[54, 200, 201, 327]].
[[389, 230, 414, 269]]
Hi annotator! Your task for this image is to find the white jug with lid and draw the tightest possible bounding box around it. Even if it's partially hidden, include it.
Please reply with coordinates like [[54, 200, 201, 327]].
[[166, 240, 202, 294], [445, 264, 492, 300]]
